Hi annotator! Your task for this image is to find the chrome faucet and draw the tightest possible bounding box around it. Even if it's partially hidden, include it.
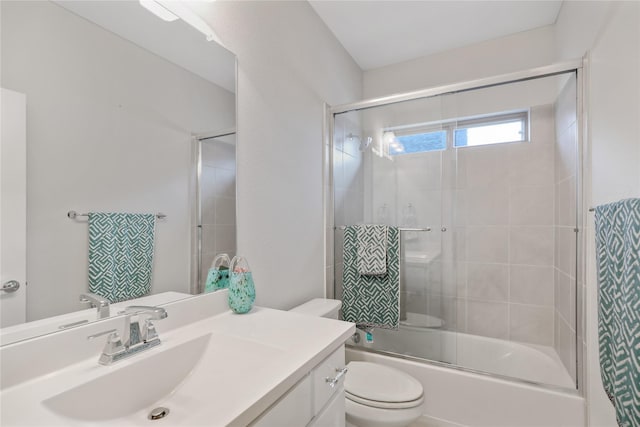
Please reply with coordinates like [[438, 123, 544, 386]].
[[120, 306, 168, 348], [79, 292, 110, 319], [88, 306, 168, 365]]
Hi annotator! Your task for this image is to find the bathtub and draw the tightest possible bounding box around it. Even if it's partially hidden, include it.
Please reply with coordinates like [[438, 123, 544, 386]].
[[347, 328, 585, 427]]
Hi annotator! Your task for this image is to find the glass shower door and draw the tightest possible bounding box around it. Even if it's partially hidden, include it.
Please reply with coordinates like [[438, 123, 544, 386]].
[[333, 95, 456, 364]]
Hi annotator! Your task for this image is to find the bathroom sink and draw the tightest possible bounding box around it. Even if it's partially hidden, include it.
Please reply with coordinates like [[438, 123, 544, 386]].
[[43, 333, 212, 421], [29, 326, 287, 425]]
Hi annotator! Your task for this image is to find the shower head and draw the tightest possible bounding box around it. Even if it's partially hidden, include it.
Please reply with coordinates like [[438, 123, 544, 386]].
[[360, 136, 373, 151], [347, 133, 373, 152]]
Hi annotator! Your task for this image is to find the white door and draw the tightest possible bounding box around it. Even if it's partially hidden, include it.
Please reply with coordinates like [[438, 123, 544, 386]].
[[0, 88, 27, 327]]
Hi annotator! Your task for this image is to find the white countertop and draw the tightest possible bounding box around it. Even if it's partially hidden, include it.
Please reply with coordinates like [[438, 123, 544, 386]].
[[0, 299, 355, 426]]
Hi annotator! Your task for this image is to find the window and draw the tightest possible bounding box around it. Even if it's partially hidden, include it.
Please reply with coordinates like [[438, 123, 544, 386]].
[[454, 112, 528, 148], [385, 110, 529, 156], [390, 130, 447, 155]]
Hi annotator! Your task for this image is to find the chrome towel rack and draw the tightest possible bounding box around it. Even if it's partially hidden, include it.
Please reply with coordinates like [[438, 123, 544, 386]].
[[67, 210, 167, 220], [334, 225, 431, 232]]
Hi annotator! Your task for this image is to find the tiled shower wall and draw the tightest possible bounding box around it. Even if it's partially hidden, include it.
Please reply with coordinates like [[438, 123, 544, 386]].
[[554, 77, 578, 382], [200, 139, 237, 287], [451, 105, 557, 345]]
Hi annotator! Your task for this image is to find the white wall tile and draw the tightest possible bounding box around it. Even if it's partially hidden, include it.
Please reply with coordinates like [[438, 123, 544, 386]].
[[509, 186, 554, 226], [555, 269, 575, 328], [555, 226, 577, 276], [508, 143, 555, 187], [529, 104, 555, 145], [510, 265, 554, 306], [467, 263, 509, 302], [509, 226, 554, 266], [467, 300, 509, 339], [458, 146, 509, 189], [214, 197, 236, 225], [208, 142, 236, 170], [556, 313, 577, 383], [214, 224, 236, 253], [554, 77, 577, 136], [556, 177, 576, 227], [464, 187, 509, 226], [466, 226, 509, 263], [510, 304, 554, 346], [214, 168, 236, 197], [555, 123, 577, 182]]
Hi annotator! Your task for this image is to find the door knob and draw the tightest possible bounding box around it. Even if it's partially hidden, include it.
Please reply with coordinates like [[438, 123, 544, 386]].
[[1, 280, 20, 293]]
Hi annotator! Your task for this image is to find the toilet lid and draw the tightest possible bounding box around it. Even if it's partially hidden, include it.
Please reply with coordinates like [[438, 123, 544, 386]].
[[345, 361, 423, 403]]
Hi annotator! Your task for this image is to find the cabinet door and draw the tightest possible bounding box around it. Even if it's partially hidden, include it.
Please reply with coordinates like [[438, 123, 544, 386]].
[[308, 389, 345, 427], [251, 374, 312, 427], [313, 347, 346, 412]]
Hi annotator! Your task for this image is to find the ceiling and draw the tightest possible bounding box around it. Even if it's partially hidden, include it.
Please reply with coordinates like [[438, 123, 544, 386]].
[[309, 1, 563, 70]]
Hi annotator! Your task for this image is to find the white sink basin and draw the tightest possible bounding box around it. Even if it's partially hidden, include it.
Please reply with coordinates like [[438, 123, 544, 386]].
[[43, 333, 212, 421]]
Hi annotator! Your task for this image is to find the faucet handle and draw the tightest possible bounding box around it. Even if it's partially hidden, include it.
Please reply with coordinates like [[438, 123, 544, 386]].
[[80, 293, 111, 319], [87, 329, 118, 340], [143, 319, 160, 342], [87, 329, 124, 357]]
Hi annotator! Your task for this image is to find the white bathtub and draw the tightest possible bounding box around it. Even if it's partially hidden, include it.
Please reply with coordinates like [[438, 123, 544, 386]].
[[347, 328, 585, 427]]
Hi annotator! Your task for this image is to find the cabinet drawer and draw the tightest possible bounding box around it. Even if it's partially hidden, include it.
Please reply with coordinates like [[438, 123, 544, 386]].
[[312, 346, 346, 413], [251, 374, 312, 427]]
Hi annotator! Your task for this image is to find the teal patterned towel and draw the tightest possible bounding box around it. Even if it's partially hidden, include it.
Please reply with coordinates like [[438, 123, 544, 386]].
[[342, 225, 399, 330], [594, 198, 640, 427], [88, 213, 156, 303], [356, 225, 388, 275]]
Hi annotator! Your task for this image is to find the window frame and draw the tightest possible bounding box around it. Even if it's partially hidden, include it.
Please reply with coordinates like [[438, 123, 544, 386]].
[[385, 110, 530, 157], [453, 111, 529, 149]]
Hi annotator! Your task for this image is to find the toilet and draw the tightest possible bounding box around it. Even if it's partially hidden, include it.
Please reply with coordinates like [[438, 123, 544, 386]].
[[290, 299, 424, 427]]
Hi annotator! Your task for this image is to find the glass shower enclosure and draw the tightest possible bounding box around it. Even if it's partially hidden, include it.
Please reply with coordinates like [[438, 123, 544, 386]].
[[331, 68, 581, 390]]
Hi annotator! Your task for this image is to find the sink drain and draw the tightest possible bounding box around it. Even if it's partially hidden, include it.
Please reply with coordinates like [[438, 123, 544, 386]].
[[148, 407, 170, 421]]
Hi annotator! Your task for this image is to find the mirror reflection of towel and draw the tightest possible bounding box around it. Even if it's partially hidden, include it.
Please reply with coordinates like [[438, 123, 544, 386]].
[[356, 225, 388, 276], [88, 212, 156, 303]]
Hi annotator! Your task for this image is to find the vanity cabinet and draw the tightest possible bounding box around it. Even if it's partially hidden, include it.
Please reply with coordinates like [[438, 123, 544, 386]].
[[251, 346, 346, 427]]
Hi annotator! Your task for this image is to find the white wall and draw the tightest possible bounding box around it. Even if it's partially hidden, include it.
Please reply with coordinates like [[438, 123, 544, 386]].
[[1, 1, 235, 320], [555, 1, 640, 426], [188, 1, 363, 309], [363, 25, 555, 98]]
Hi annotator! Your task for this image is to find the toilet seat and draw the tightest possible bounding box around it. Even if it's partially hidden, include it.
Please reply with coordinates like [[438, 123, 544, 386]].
[[345, 361, 424, 409], [346, 391, 424, 409]]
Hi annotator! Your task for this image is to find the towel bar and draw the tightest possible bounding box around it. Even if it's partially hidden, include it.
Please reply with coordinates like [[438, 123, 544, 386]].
[[334, 225, 431, 232], [333, 225, 431, 231], [67, 210, 166, 220]]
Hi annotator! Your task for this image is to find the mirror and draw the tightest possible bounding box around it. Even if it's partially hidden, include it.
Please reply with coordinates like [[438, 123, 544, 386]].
[[0, 0, 236, 345]]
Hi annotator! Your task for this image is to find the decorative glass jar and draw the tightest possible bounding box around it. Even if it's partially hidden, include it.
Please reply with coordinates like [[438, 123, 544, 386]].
[[228, 256, 255, 314]]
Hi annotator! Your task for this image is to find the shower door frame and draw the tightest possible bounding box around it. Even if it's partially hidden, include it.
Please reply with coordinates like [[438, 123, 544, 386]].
[[325, 59, 585, 393]]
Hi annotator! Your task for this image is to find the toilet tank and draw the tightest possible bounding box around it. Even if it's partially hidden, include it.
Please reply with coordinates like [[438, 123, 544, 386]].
[[289, 298, 341, 319]]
